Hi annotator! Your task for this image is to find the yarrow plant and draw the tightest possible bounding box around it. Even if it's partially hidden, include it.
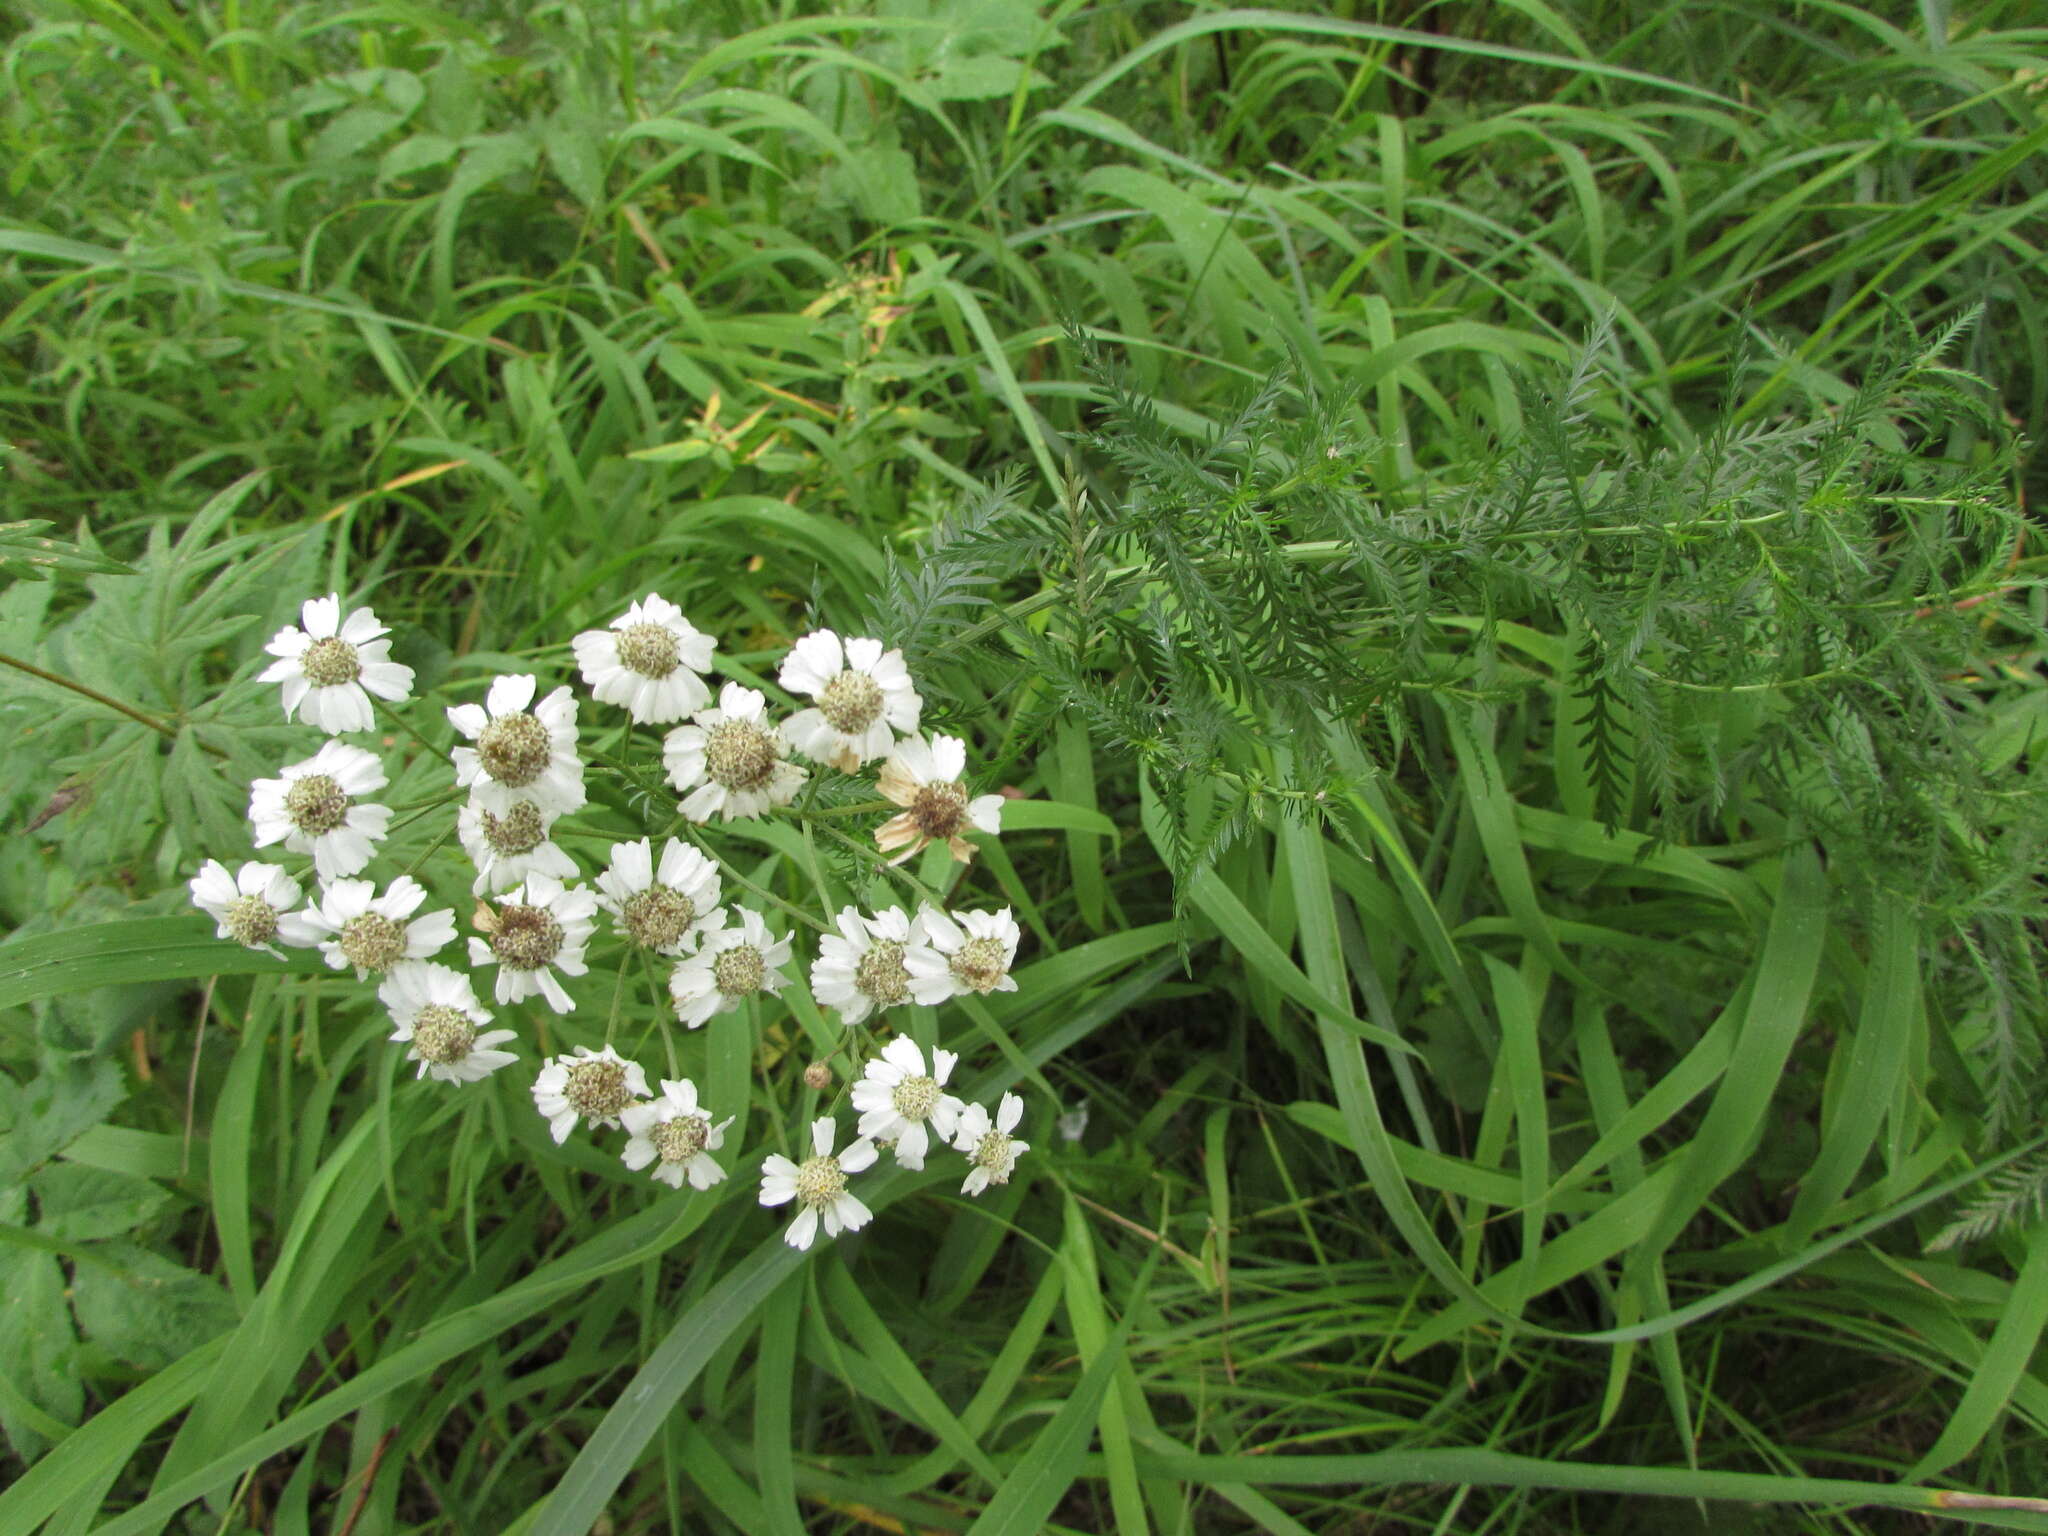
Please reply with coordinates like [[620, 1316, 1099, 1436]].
[[188, 588, 1034, 1255]]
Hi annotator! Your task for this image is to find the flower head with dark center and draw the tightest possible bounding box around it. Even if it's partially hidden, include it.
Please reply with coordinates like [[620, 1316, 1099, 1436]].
[[250, 740, 392, 880], [663, 683, 807, 823], [533, 1044, 650, 1140], [620, 1077, 734, 1189], [777, 629, 922, 772], [573, 594, 715, 723], [448, 675, 585, 818], [259, 594, 414, 734], [380, 961, 516, 1084], [875, 733, 1004, 866], [467, 873, 597, 1013], [305, 876, 456, 981], [669, 907, 794, 1028], [851, 1036, 964, 1169], [759, 1117, 878, 1249]]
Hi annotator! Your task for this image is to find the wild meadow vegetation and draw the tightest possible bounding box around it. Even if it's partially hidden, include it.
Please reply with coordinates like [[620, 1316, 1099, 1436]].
[[4, 1, 2048, 1531]]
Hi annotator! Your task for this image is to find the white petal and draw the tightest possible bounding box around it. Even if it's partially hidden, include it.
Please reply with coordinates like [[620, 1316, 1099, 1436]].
[[301, 595, 341, 639]]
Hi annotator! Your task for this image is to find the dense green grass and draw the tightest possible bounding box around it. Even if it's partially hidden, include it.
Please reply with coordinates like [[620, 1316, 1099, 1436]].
[[4, 2, 2048, 1532]]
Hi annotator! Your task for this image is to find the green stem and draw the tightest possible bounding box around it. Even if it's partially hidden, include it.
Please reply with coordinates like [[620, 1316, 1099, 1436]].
[[0, 648, 182, 740], [681, 826, 831, 935], [374, 694, 444, 764]]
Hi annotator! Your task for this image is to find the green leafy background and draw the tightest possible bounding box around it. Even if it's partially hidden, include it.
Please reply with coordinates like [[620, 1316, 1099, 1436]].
[[3, 1, 2047, 1532]]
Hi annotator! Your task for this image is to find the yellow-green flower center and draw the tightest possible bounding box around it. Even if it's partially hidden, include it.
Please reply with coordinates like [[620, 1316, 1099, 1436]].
[[491, 903, 563, 970], [854, 941, 910, 1006], [950, 935, 1009, 993], [703, 718, 778, 791], [621, 886, 694, 950], [338, 912, 407, 972], [477, 711, 550, 787], [793, 1153, 846, 1208], [616, 622, 681, 678], [712, 944, 766, 997], [650, 1115, 709, 1163], [563, 1057, 635, 1121], [299, 636, 362, 687], [891, 1074, 940, 1120], [973, 1128, 1015, 1182], [818, 670, 884, 734], [411, 1004, 475, 1064], [481, 800, 548, 856], [223, 894, 278, 947], [284, 773, 350, 835]]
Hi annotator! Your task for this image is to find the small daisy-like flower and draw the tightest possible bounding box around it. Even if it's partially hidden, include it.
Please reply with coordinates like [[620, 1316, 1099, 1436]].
[[905, 905, 1022, 1005], [188, 860, 319, 958], [447, 674, 585, 817], [663, 682, 808, 822], [953, 1092, 1030, 1196], [572, 594, 716, 724], [303, 875, 458, 980], [594, 837, 720, 956], [456, 795, 578, 896], [619, 1078, 734, 1190], [379, 961, 518, 1083], [248, 740, 392, 882], [874, 734, 1003, 865], [467, 872, 596, 1012], [850, 1036, 964, 1170], [258, 594, 415, 734], [758, 1117, 878, 1250], [810, 906, 930, 1027], [777, 629, 922, 773], [667, 906, 794, 1027], [531, 1044, 650, 1143]]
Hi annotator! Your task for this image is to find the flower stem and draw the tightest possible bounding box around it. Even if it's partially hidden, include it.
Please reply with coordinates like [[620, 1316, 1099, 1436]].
[[0, 649, 179, 739], [681, 826, 832, 935]]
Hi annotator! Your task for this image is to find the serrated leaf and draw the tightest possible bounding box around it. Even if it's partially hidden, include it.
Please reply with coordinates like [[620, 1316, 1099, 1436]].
[[70, 1243, 239, 1371], [543, 116, 606, 210], [0, 1246, 81, 1459], [30, 1165, 169, 1241], [0, 1056, 126, 1188]]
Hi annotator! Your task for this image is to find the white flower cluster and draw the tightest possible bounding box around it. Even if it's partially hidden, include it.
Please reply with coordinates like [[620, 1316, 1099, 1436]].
[[191, 594, 1033, 1246]]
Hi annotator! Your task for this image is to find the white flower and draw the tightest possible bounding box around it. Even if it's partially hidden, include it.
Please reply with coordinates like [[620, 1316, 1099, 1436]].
[[1056, 1103, 1091, 1143], [456, 795, 578, 896], [302, 875, 457, 979], [810, 906, 931, 1027], [531, 1044, 650, 1143], [667, 907, 794, 1027], [380, 961, 517, 1083], [188, 860, 319, 957], [758, 1116, 877, 1250], [662, 682, 807, 822], [594, 837, 720, 955], [446, 674, 585, 817], [776, 629, 921, 773], [258, 594, 414, 734], [850, 1037, 964, 1170], [905, 906, 1021, 1005], [953, 1092, 1030, 1196], [572, 593, 716, 724], [466, 872, 596, 1012], [248, 740, 392, 882], [619, 1078, 734, 1190], [874, 733, 1003, 865]]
